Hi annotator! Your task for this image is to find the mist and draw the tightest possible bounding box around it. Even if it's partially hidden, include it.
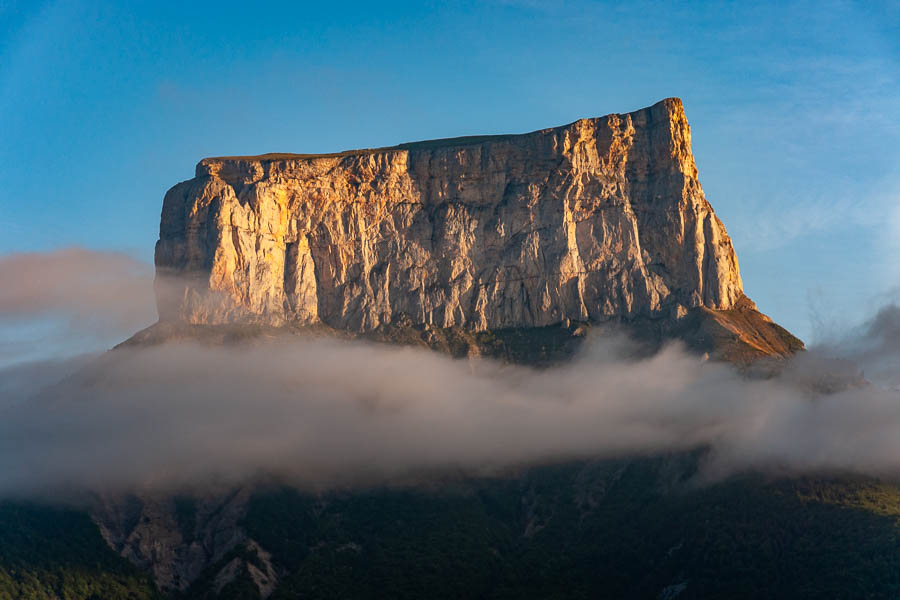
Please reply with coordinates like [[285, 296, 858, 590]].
[[813, 298, 900, 390], [1, 248, 900, 497], [1, 326, 899, 497], [0, 248, 155, 366]]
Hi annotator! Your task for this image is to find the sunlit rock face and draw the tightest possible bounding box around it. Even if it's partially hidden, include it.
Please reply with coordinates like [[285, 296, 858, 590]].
[[155, 98, 745, 332]]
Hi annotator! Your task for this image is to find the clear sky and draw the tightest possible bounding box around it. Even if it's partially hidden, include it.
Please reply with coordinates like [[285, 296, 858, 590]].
[[1, 0, 898, 344]]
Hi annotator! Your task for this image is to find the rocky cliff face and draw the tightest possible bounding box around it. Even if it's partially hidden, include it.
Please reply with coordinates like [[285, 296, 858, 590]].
[[156, 98, 743, 328], [92, 490, 251, 592], [152, 98, 801, 362]]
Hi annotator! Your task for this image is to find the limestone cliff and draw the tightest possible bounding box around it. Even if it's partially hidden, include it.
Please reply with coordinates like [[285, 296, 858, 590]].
[[152, 98, 801, 362]]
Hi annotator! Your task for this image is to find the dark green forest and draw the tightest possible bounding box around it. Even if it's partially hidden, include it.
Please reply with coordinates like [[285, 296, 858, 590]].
[[0, 501, 157, 600], [4, 456, 900, 599]]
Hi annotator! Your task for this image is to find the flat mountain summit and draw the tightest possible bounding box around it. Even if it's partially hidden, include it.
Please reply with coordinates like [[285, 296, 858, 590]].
[[147, 98, 801, 363]]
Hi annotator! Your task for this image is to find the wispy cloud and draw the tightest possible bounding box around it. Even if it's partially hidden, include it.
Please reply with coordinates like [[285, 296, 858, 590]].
[[2, 309, 899, 497], [0, 248, 156, 364]]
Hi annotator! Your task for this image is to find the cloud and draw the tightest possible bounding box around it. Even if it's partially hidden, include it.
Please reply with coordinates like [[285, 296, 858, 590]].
[[2, 318, 899, 497], [812, 297, 900, 390], [0, 248, 156, 363], [0, 352, 99, 410], [0, 247, 155, 326]]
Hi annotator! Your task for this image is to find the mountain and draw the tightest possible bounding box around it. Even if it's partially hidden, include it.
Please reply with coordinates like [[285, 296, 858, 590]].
[[148, 98, 801, 364], [9, 100, 891, 600]]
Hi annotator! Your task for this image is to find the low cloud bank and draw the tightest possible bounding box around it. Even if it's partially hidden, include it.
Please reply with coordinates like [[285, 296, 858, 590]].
[[0, 247, 155, 328], [819, 300, 900, 389], [1, 325, 899, 496], [0, 248, 155, 365]]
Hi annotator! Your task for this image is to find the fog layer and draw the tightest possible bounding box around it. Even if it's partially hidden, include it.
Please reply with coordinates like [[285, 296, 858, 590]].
[[2, 329, 899, 496], [0, 248, 155, 366]]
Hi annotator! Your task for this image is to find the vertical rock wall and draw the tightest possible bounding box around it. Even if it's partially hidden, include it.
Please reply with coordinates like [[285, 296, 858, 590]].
[[155, 98, 744, 332]]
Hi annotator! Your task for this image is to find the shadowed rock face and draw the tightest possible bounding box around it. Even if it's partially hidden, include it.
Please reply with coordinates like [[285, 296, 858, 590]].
[[152, 98, 801, 362]]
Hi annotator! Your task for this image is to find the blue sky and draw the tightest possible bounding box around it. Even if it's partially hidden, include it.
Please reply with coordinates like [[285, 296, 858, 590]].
[[1, 0, 898, 344]]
